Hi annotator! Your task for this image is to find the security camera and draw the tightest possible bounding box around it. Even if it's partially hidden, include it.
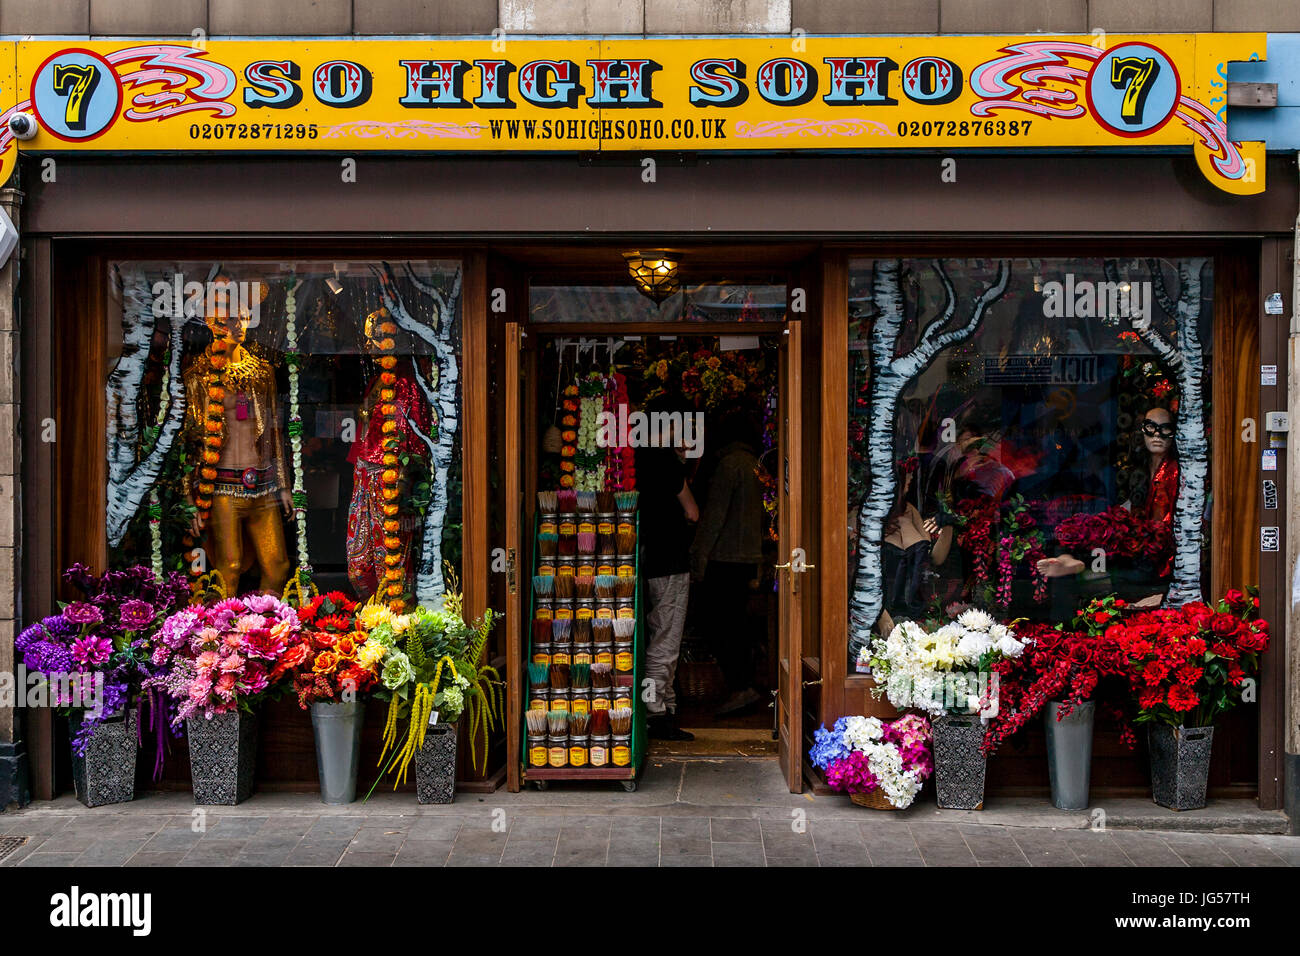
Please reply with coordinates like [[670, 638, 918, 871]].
[[8, 112, 38, 141]]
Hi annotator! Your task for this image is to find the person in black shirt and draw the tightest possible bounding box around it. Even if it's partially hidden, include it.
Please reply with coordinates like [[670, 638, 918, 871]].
[[637, 396, 700, 741]]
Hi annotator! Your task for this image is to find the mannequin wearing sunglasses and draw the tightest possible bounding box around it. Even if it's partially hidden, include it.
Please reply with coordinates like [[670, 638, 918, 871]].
[[1036, 405, 1178, 608]]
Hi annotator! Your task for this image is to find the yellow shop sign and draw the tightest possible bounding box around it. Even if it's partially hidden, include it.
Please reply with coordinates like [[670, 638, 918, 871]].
[[0, 34, 1267, 194]]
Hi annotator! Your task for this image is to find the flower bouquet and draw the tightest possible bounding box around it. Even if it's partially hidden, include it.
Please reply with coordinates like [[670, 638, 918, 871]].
[[1055, 505, 1174, 598], [158, 593, 304, 805], [864, 608, 1027, 717], [361, 578, 501, 800], [982, 596, 1132, 810], [1109, 587, 1269, 810], [15, 563, 192, 805], [808, 714, 933, 809], [292, 591, 385, 804]]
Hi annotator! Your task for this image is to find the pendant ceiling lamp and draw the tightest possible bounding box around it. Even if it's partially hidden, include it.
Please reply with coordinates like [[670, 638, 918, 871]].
[[624, 250, 681, 304]]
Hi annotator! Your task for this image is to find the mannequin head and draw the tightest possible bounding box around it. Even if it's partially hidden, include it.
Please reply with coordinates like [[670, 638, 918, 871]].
[[1139, 405, 1176, 462], [204, 272, 251, 347]]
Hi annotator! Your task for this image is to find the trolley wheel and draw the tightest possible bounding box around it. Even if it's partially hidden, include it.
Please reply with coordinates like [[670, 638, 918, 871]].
[[532, 780, 549, 792], [621, 780, 638, 793]]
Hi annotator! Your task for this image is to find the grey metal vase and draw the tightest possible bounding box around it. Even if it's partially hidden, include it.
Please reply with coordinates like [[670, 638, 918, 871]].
[[415, 722, 458, 805], [1148, 724, 1214, 811], [71, 708, 138, 808], [932, 713, 987, 810], [310, 700, 365, 805], [186, 710, 258, 806], [1044, 700, 1094, 810]]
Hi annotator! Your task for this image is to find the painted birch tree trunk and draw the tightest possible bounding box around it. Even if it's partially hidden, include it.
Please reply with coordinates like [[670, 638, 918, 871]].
[[373, 262, 463, 608], [847, 258, 1010, 659], [105, 269, 189, 546], [1134, 257, 1209, 606]]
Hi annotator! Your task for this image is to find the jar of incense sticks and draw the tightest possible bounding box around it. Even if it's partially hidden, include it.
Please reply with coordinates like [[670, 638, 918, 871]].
[[528, 663, 550, 712], [616, 555, 637, 579], [613, 677, 634, 710], [590, 663, 613, 712], [551, 619, 571, 667], [537, 557, 557, 577], [589, 709, 612, 767], [557, 556, 576, 577], [531, 643, 552, 668], [594, 642, 614, 669], [538, 491, 559, 536], [553, 573, 575, 623], [596, 512, 617, 556], [596, 559, 616, 578], [549, 662, 570, 714], [526, 710, 548, 767], [569, 663, 591, 715], [568, 712, 590, 767], [610, 707, 633, 767], [537, 530, 559, 559], [577, 559, 597, 579], [614, 574, 636, 620], [539, 513, 558, 538], [547, 709, 569, 767]]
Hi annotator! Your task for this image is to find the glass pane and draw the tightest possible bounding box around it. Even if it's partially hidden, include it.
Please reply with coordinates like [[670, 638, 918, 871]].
[[846, 257, 1213, 660], [529, 282, 787, 323], [104, 259, 463, 609]]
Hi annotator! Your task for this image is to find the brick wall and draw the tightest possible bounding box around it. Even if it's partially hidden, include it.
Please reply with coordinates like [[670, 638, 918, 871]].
[[0, 0, 1297, 35]]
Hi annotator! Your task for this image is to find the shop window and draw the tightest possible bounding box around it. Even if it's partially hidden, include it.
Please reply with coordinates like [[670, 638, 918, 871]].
[[846, 257, 1213, 660], [104, 259, 463, 609]]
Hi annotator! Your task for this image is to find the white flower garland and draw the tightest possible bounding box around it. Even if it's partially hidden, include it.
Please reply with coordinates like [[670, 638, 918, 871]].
[[284, 281, 310, 573]]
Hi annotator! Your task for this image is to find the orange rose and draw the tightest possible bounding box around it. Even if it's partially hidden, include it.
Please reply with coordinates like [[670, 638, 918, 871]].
[[384, 553, 402, 567], [380, 388, 395, 402], [381, 420, 397, 434], [313, 651, 339, 675], [380, 404, 396, 417], [208, 386, 225, 401], [380, 372, 396, 386], [382, 469, 398, 484], [383, 519, 400, 532], [204, 420, 223, 433], [382, 487, 399, 501], [382, 452, 398, 466], [382, 503, 399, 516], [379, 356, 397, 370], [202, 450, 220, 464], [334, 636, 357, 658], [385, 567, 403, 581]]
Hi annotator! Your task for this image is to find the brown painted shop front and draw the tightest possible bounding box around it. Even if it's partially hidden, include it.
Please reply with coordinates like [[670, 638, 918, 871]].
[[14, 150, 1292, 805]]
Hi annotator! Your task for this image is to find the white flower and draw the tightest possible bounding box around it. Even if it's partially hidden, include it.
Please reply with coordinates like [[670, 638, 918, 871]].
[[957, 608, 995, 631], [995, 635, 1025, 658], [843, 715, 884, 751]]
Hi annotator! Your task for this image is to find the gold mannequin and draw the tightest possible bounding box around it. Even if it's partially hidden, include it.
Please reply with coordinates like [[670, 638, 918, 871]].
[[183, 281, 291, 595]]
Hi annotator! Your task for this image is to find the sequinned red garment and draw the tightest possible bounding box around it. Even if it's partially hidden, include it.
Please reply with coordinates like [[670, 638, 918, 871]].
[[346, 360, 433, 599], [1137, 459, 1179, 525]]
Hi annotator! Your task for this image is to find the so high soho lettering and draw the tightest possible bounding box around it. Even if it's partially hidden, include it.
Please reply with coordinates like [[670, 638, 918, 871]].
[[243, 55, 965, 119]]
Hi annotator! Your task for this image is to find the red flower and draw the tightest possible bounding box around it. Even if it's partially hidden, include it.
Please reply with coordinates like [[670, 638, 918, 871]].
[[1092, 611, 1111, 625], [1174, 664, 1203, 686], [1167, 685, 1199, 712], [1138, 687, 1164, 709]]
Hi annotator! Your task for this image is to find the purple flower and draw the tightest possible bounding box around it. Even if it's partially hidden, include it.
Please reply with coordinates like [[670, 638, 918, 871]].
[[119, 599, 156, 630], [71, 635, 113, 668], [23, 640, 73, 676], [62, 602, 103, 626]]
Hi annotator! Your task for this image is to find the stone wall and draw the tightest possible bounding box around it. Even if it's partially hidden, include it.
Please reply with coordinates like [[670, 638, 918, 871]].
[[0, 186, 21, 808], [1, 0, 1298, 36]]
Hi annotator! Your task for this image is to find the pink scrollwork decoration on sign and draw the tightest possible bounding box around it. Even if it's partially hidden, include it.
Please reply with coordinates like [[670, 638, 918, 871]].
[[106, 44, 238, 122], [732, 118, 896, 139], [321, 120, 485, 140]]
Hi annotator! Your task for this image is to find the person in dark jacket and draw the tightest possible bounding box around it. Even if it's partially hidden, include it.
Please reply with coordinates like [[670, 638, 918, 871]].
[[691, 407, 766, 717]]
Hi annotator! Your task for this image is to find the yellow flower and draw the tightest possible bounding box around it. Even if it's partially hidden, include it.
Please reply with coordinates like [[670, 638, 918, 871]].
[[358, 604, 393, 631], [390, 614, 412, 636], [357, 641, 388, 670], [655, 360, 668, 381]]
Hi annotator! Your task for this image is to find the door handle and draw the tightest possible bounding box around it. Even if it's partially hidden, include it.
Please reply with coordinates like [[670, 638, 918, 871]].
[[802, 678, 823, 688]]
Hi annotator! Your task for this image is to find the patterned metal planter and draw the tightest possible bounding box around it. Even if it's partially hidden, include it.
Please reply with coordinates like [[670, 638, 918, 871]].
[[1148, 724, 1214, 811], [415, 722, 457, 805], [1045, 700, 1094, 811], [932, 713, 987, 810], [71, 708, 138, 808], [186, 710, 258, 806]]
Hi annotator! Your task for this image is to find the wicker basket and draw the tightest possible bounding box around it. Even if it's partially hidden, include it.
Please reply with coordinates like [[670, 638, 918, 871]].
[[850, 789, 901, 810]]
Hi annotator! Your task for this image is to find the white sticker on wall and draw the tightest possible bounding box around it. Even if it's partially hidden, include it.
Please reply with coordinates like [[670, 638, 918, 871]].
[[1262, 449, 1278, 471], [1265, 292, 1284, 315], [1262, 364, 1278, 386], [1262, 526, 1280, 552], [1263, 479, 1278, 510]]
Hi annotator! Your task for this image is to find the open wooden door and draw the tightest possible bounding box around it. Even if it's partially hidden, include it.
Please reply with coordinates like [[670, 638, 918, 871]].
[[504, 321, 525, 792], [776, 320, 807, 792]]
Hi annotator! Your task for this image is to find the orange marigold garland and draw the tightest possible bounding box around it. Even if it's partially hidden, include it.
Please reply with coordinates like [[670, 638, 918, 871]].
[[372, 310, 408, 612], [189, 336, 230, 582], [559, 382, 579, 489]]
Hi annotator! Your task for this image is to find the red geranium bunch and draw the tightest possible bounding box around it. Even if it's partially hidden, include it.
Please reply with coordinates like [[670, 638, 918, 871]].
[[1055, 506, 1174, 575], [291, 591, 380, 708], [982, 596, 1131, 754], [1108, 587, 1268, 728]]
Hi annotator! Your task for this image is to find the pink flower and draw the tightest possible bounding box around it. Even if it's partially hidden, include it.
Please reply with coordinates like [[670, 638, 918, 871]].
[[243, 629, 288, 662], [219, 652, 245, 673], [195, 650, 220, 674], [213, 672, 237, 701], [71, 635, 112, 667]]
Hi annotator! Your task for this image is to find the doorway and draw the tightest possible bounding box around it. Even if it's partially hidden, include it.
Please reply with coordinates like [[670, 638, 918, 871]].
[[496, 249, 812, 792]]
